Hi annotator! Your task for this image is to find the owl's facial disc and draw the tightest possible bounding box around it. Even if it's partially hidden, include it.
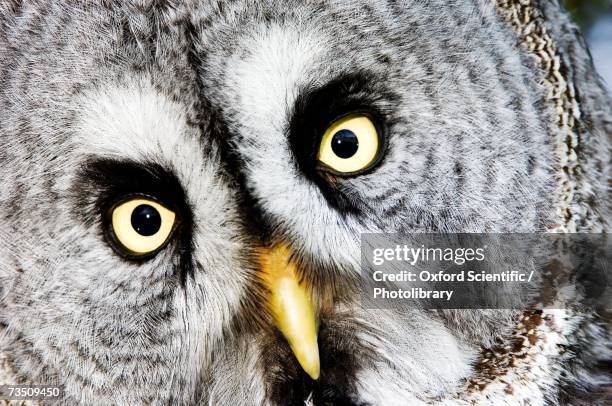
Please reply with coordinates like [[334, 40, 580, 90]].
[[258, 244, 320, 380]]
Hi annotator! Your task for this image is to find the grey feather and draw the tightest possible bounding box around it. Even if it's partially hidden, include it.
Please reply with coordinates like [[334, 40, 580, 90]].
[[0, 0, 609, 404]]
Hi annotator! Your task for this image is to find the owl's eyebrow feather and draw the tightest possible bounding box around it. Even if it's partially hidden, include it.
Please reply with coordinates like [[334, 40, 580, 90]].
[[76, 157, 190, 215]]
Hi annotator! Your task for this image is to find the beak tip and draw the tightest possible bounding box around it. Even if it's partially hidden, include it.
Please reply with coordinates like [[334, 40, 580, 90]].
[[309, 366, 321, 381], [301, 354, 320, 380], [292, 341, 320, 380], [307, 369, 320, 381]]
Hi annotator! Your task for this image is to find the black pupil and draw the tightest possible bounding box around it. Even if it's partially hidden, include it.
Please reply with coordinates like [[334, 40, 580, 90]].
[[131, 204, 162, 237], [331, 129, 359, 159]]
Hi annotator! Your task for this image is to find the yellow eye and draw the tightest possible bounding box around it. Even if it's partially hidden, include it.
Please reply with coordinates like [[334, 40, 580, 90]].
[[317, 114, 381, 174], [109, 198, 176, 256]]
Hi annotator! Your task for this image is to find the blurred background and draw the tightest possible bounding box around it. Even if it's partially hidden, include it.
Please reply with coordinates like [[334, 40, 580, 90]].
[[564, 0, 612, 93]]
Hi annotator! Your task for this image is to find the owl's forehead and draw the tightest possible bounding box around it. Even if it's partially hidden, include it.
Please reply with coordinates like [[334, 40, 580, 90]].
[[215, 23, 328, 132], [181, 0, 494, 138], [193, 11, 368, 128]]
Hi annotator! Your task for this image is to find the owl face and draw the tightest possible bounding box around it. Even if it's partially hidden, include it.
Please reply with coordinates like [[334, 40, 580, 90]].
[[0, 0, 556, 404]]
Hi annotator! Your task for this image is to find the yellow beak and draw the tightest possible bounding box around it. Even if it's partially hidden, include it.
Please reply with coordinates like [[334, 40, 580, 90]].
[[258, 245, 320, 380]]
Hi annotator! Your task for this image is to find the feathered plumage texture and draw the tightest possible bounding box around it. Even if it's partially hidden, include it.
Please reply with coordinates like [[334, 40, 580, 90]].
[[0, 0, 610, 404]]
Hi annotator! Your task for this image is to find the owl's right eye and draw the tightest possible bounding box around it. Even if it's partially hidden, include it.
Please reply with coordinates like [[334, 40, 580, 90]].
[[317, 114, 382, 175], [108, 197, 177, 257]]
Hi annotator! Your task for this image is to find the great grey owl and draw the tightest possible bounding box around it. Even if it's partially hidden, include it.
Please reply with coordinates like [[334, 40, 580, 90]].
[[0, 0, 610, 405]]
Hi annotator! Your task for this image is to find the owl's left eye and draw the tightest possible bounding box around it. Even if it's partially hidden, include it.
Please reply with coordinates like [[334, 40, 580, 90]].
[[108, 197, 177, 257], [317, 114, 382, 175]]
